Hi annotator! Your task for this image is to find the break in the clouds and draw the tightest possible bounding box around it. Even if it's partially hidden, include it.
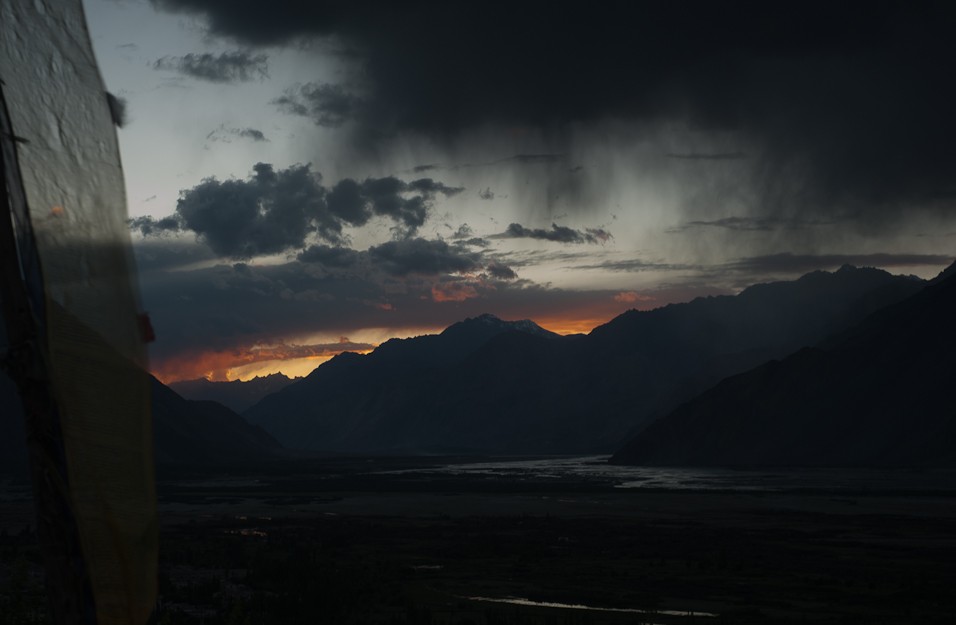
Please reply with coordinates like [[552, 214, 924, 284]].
[[152, 337, 376, 382], [141, 163, 464, 258], [149, 0, 956, 221], [496, 223, 612, 245], [152, 50, 269, 83], [273, 82, 362, 128]]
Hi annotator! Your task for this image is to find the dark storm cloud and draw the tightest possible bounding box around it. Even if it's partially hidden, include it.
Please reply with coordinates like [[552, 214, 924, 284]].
[[152, 51, 268, 83], [666, 152, 747, 161], [406, 178, 463, 197], [325, 178, 370, 226], [450, 224, 474, 239], [361, 177, 463, 236], [132, 238, 217, 272], [496, 223, 612, 245], [295, 244, 363, 268], [410, 155, 566, 174], [323, 177, 462, 234], [485, 262, 517, 280], [668, 216, 837, 233], [724, 253, 954, 275], [206, 125, 269, 143], [508, 154, 563, 164], [297, 238, 485, 277], [273, 82, 361, 128], [576, 258, 689, 273], [456, 153, 567, 170], [449, 225, 490, 248], [368, 238, 481, 276], [150, 1, 956, 217], [142, 163, 462, 258], [128, 215, 183, 237], [456, 237, 490, 248], [175, 162, 335, 257], [237, 127, 267, 141], [362, 176, 421, 230], [495, 249, 597, 268]]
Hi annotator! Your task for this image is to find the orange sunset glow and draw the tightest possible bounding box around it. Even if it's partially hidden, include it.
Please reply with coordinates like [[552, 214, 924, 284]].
[[150, 294, 661, 382], [151, 338, 376, 383]]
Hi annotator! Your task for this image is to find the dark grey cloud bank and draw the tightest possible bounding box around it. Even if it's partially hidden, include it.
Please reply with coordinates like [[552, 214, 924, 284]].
[[273, 82, 361, 128], [135, 238, 538, 368], [151, 1, 956, 218], [152, 50, 268, 83], [296, 238, 497, 278], [573, 252, 952, 277], [136, 162, 464, 257], [668, 216, 838, 233], [496, 223, 612, 245], [666, 152, 747, 161], [137, 250, 636, 369], [205, 125, 269, 144]]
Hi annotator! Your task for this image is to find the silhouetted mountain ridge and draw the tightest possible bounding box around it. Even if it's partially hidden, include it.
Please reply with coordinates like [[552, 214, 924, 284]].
[[246, 267, 925, 454], [612, 260, 956, 467], [170, 372, 296, 413], [365, 313, 559, 369]]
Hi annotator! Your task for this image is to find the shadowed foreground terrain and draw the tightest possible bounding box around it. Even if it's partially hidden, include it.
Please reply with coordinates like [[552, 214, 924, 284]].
[[3, 457, 955, 624]]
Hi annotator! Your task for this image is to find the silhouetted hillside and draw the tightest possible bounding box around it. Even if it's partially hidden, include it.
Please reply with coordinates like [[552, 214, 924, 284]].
[[170, 373, 296, 413], [244, 314, 566, 452], [0, 371, 283, 475], [612, 260, 956, 467], [246, 267, 924, 454], [151, 375, 284, 467]]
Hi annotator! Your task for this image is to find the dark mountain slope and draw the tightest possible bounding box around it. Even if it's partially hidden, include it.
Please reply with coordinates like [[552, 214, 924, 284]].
[[247, 267, 925, 454], [0, 371, 283, 475], [612, 261, 956, 467], [244, 314, 566, 452], [150, 376, 283, 467]]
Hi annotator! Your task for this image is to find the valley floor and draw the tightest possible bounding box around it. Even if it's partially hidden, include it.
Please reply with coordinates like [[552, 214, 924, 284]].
[[3, 457, 956, 624]]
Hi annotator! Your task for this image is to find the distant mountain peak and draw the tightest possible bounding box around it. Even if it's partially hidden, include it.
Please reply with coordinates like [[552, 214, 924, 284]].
[[442, 313, 558, 339], [170, 372, 298, 413]]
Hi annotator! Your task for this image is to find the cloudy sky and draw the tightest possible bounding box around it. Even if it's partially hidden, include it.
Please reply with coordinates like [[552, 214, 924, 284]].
[[83, 0, 956, 382]]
